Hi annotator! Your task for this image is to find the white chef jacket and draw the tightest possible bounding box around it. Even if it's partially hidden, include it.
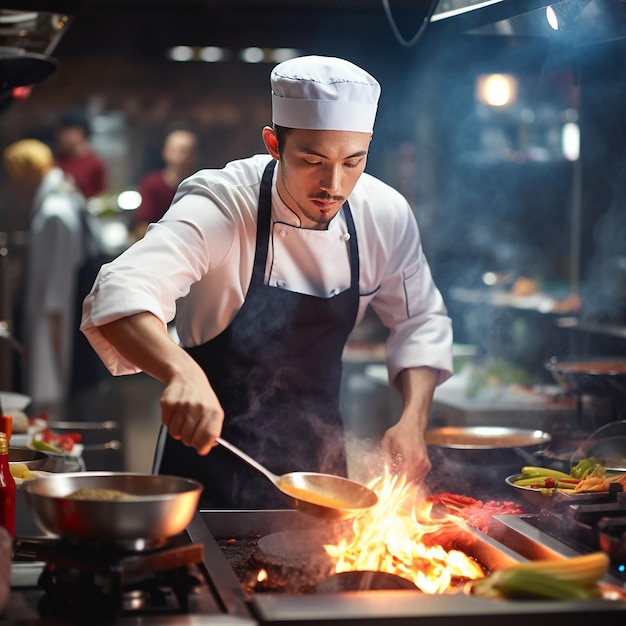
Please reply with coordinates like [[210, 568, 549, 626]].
[[81, 154, 453, 388], [26, 168, 84, 410]]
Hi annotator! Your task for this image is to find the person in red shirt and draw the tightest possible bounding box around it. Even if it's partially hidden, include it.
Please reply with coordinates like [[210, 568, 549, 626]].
[[131, 126, 200, 240], [54, 109, 107, 199]]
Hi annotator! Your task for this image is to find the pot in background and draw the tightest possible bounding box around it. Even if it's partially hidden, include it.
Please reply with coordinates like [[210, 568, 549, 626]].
[[545, 356, 626, 398]]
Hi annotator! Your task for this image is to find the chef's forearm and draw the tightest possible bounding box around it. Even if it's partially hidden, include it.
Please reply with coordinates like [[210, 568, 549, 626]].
[[394, 366, 438, 429], [99, 312, 198, 385]]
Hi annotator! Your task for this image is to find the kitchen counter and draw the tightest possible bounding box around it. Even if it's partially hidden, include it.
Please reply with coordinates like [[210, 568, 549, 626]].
[[365, 364, 578, 431]]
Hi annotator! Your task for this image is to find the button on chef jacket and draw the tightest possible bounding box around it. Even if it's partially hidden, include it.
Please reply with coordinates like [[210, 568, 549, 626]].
[[81, 154, 453, 388]]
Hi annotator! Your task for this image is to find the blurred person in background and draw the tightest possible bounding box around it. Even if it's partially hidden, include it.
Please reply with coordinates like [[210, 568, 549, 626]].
[[130, 125, 200, 240], [54, 108, 107, 200], [0, 526, 11, 614], [3, 139, 86, 419]]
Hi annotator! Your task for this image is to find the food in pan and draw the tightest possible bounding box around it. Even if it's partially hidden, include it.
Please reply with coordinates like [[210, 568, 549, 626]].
[[66, 487, 135, 500], [508, 462, 626, 497], [9, 463, 35, 480]]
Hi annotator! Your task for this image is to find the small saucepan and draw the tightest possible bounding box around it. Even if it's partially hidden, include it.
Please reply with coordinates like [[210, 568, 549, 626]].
[[23, 472, 203, 542]]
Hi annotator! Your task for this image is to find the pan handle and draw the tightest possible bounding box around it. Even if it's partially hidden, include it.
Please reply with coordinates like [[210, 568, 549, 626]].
[[45, 420, 119, 431], [513, 446, 537, 466], [80, 440, 122, 452]]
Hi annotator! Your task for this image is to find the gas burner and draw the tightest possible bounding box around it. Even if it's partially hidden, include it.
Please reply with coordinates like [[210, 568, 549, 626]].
[[316, 570, 419, 593], [16, 535, 206, 617]]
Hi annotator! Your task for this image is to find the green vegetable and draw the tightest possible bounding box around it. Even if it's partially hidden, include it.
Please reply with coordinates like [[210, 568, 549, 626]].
[[490, 569, 596, 600], [30, 439, 63, 454], [521, 466, 572, 479], [571, 457, 599, 479]]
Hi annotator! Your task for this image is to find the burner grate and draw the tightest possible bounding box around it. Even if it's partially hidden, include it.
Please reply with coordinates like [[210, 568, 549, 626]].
[[17, 536, 206, 617]]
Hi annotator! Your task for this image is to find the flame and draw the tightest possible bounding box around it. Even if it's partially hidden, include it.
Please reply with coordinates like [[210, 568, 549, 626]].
[[257, 569, 268, 583], [324, 473, 485, 594]]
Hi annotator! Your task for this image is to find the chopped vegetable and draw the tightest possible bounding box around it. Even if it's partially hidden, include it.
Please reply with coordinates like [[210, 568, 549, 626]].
[[31, 428, 82, 454], [571, 457, 599, 480], [470, 552, 609, 601]]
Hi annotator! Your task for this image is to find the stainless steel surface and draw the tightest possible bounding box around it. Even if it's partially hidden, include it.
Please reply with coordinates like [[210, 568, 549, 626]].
[[201, 510, 626, 625], [217, 437, 378, 520], [8, 446, 47, 469], [22, 471, 202, 541], [491, 513, 626, 586], [7, 504, 626, 624]]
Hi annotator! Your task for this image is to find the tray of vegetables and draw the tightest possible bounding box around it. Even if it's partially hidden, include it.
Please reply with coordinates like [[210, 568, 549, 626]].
[[506, 458, 626, 505]]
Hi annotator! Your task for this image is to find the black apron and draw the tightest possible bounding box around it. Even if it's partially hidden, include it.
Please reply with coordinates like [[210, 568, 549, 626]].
[[156, 159, 360, 508]]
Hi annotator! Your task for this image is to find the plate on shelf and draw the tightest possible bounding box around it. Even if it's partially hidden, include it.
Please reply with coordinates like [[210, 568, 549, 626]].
[[0, 391, 31, 411]]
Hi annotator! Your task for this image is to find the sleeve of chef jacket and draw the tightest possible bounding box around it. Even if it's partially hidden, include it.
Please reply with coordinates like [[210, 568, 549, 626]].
[[363, 189, 453, 390], [80, 190, 236, 375]]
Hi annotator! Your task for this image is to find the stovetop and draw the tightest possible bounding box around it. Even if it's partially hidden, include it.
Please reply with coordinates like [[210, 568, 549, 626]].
[[7, 508, 626, 625]]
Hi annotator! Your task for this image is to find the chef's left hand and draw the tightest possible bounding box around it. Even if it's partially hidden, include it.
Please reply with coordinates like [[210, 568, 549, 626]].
[[380, 414, 431, 483], [381, 366, 439, 484]]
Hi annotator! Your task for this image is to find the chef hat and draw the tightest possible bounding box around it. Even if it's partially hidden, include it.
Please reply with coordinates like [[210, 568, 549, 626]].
[[270, 55, 381, 133]]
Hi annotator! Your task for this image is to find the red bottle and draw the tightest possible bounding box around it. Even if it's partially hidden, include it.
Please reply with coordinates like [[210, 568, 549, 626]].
[[0, 432, 16, 537]]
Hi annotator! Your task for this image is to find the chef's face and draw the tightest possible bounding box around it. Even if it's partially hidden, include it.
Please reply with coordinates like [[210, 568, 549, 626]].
[[262, 126, 371, 230]]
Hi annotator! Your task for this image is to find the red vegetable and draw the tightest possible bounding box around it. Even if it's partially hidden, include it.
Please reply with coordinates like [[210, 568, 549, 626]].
[[544, 477, 556, 489], [39, 428, 82, 452]]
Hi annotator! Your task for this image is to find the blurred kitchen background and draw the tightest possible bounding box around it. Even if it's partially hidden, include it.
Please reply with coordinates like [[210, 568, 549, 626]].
[[1, 0, 626, 478]]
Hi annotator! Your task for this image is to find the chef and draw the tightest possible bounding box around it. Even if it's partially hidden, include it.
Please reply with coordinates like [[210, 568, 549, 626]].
[[81, 55, 453, 508]]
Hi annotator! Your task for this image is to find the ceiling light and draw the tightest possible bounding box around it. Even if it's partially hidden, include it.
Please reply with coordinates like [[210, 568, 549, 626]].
[[271, 48, 301, 63], [545, 0, 593, 31], [240, 47, 265, 63], [476, 74, 517, 107], [167, 45, 194, 62], [200, 46, 225, 62]]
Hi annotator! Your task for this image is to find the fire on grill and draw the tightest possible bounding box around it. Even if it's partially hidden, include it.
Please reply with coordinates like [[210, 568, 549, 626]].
[[219, 472, 524, 595]]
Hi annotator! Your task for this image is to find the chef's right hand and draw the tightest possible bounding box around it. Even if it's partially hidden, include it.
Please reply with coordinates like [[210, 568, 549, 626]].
[[98, 312, 224, 455], [160, 363, 224, 456]]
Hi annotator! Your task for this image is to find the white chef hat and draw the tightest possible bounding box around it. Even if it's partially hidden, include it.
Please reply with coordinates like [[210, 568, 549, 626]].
[[270, 55, 381, 133]]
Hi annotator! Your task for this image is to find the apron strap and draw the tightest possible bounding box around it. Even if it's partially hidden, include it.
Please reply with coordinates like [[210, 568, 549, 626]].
[[250, 159, 276, 288]]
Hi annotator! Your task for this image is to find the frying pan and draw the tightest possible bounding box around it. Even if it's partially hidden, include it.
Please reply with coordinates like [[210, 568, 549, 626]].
[[424, 426, 552, 466], [217, 437, 378, 520], [23, 472, 202, 541], [9, 446, 48, 470], [545, 356, 626, 397]]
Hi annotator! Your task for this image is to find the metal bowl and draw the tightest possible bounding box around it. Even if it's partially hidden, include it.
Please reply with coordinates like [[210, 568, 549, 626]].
[[9, 446, 48, 470], [23, 472, 203, 541]]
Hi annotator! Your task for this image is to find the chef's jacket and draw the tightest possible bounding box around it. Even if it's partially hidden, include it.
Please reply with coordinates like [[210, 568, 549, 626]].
[[81, 154, 453, 387], [27, 168, 84, 410]]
